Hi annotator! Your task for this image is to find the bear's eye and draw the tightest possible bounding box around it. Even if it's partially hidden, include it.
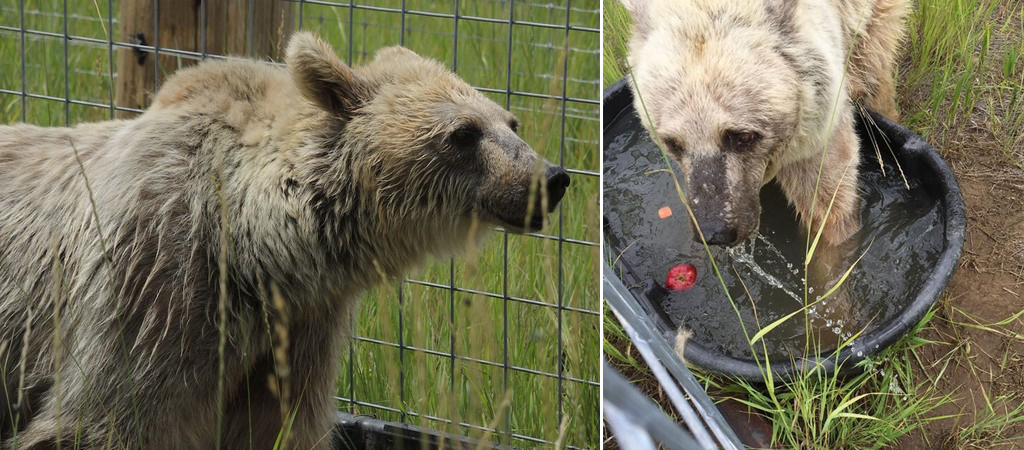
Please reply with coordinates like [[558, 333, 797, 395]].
[[450, 124, 482, 147], [723, 130, 760, 152], [663, 137, 686, 157], [509, 119, 519, 133]]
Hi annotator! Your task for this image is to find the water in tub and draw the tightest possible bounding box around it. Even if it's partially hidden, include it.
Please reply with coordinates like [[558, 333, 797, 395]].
[[604, 111, 944, 361]]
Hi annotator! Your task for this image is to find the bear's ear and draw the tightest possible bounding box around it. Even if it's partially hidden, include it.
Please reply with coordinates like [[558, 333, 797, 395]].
[[373, 46, 421, 63], [286, 32, 367, 117], [619, 0, 651, 36]]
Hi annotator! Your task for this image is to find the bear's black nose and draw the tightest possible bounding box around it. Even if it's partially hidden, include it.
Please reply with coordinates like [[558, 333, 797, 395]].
[[545, 166, 570, 212], [699, 227, 740, 247]]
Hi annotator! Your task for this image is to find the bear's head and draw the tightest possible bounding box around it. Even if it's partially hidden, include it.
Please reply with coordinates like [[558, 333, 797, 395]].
[[622, 0, 809, 247], [285, 32, 570, 242]]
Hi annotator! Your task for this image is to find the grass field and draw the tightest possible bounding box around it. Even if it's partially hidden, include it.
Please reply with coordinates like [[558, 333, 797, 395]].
[[0, 0, 600, 447], [604, 0, 1024, 448]]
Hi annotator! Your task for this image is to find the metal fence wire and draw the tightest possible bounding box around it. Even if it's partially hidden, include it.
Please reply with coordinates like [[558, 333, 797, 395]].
[[0, 0, 600, 447]]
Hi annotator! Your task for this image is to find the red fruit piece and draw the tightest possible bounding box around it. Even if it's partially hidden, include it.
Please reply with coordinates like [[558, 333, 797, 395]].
[[665, 263, 697, 291]]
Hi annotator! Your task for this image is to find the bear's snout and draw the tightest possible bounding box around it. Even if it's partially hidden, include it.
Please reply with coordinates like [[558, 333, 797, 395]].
[[697, 223, 739, 246], [544, 165, 571, 212], [483, 163, 571, 233]]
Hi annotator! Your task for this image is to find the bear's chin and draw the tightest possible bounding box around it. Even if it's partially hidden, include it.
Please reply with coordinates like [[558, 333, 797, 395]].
[[471, 209, 547, 234], [497, 214, 546, 234]]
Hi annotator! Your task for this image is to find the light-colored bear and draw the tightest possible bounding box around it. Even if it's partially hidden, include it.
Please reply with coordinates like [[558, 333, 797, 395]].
[[0, 32, 569, 449], [622, 0, 908, 246]]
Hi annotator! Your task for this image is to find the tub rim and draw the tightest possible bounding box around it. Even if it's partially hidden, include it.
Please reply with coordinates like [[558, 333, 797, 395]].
[[602, 77, 967, 381]]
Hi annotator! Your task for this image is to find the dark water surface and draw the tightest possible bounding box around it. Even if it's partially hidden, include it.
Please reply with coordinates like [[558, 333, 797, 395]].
[[604, 110, 944, 361]]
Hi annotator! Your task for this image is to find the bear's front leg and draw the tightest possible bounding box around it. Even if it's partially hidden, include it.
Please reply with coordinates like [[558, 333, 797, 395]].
[[12, 334, 247, 450], [222, 317, 349, 450], [777, 114, 862, 247]]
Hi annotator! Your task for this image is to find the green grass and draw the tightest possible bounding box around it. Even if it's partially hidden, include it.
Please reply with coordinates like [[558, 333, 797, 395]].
[[1, 0, 600, 447], [603, 0, 1024, 448], [706, 308, 955, 449]]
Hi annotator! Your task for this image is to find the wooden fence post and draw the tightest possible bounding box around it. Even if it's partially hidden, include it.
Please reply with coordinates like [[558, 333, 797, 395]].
[[115, 0, 294, 117]]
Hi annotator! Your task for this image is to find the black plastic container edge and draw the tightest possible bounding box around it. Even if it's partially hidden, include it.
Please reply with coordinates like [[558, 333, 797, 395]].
[[332, 412, 501, 449], [603, 77, 968, 381]]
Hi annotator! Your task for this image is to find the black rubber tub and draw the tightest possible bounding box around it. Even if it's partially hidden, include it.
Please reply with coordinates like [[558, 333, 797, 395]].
[[603, 78, 967, 381], [332, 412, 496, 449]]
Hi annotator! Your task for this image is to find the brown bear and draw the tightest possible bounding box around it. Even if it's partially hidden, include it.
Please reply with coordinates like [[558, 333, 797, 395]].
[[0, 32, 569, 449], [621, 0, 908, 246]]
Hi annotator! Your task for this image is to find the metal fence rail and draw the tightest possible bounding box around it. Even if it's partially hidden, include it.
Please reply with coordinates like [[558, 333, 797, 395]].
[[603, 262, 744, 450], [1, 0, 600, 447]]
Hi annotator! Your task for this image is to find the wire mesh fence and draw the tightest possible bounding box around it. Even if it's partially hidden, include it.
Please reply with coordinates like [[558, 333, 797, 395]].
[[0, 0, 600, 447]]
